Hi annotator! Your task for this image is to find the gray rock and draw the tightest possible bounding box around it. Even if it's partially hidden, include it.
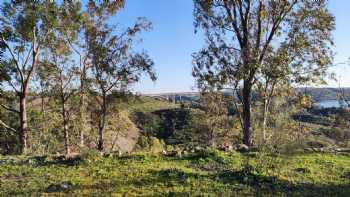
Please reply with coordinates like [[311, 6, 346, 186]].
[[334, 148, 350, 153], [294, 168, 310, 174], [163, 150, 176, 157], [46, 182, 73, 193], [304, 148, 313, 152], [235, 144, 249, 152], [226, 145, 234, 152], [194, 146, 202, 151]]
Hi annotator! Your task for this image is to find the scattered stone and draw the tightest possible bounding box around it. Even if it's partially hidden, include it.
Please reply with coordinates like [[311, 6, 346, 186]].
[[165, 151, 177, 157], [334, 148, 350, 153], [46, 182, 73, 193], [294, 168, 310, 174], [312, 148, 325, 152], [194, 146, 202, 151], [304, 147, 350, 153], [226, 145, 234, 152], [235, 144, 249, 152], [163, 150, 183, 157], [185, 145, 193, 151], [27, 158, 36, 165], [304, 148, 313, 152], [307, 141, 326, 148], [217, 143, 234, 152], [311, 131, 323, 136]]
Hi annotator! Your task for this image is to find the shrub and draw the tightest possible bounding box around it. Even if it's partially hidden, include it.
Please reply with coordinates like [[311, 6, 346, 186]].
[[149, 137, 165, 154], [80, 149, 102, 162]]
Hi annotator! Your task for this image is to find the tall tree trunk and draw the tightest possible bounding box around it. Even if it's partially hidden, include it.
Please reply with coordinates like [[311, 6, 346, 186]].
[[262, 98, 268, 142], [242, 80, 253, 147], [18, 29, 38, 154], [97, 92, 107, 151], [209, 127, 215, 147], [98, 124, 104, 151], [58, 69, 70, 155], [63, 116, 70, 155], [79, 71, 87, 147], [40, 84, 45, 151], [19, 94, 28, 154], [61, 102, 70, 155], [261, 81, 276, 143]]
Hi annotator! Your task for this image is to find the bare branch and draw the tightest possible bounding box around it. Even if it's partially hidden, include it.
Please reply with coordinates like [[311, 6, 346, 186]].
[[0, 103, 19, 114], [0, 119, 17, 133], [1, 36, 24, 84]]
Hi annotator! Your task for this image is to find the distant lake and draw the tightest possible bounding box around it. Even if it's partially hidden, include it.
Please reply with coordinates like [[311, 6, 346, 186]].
[[315, 100, 341, 108]]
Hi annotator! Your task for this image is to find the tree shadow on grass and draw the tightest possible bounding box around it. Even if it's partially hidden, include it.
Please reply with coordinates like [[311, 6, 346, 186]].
[[126, 167, 350, 197], [31, 155, 84, 167], [0, 155, 84, 167], [7, 167, 347, 196], [216, 169, 350, 197]]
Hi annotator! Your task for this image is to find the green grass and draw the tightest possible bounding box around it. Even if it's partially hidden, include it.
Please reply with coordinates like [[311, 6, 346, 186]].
[[0, 150, 349, 196]]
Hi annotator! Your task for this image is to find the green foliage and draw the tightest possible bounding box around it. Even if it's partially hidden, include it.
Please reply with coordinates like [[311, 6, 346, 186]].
[[148, 137, 165, 154], [136, 136, 165, 154], [80, 149, 102, 163], [193, 0, 335, 146]]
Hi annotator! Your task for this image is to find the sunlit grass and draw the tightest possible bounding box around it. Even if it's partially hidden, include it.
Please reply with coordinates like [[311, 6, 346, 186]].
[[0, 151, 349, 196]]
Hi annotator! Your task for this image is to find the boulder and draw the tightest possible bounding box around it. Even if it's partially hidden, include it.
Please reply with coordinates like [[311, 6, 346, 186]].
[[334, 148, 350, 153], [163, 150, 183, 157], [218, 144, 234, 152], [235, 144, 249, 152], [194, 146, 202, 151], [46, 182, 73, 193], [294, 167, 310, 174]]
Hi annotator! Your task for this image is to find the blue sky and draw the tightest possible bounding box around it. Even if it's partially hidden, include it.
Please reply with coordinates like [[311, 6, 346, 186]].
[[328, 1, 350, 88], [115, 0, 350, 94]]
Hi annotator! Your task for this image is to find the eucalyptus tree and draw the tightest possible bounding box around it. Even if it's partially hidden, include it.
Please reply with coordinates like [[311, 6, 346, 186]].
[[0, 0, 59, 153], [62, 2, 89, 147], [85, 1, 156, 151], [192, 0, 335, 147], [54, 1, 82, 154], [42, 33, 79, 155], [46, 56, 77, 155]]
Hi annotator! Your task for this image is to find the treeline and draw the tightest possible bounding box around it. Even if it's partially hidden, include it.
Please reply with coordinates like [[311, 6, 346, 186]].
[[0, 1, 155, 154]]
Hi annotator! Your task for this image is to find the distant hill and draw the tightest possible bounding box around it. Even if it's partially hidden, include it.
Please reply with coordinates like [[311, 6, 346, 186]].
[[298, 88, 350, 102], [144, 87, 350, 103]]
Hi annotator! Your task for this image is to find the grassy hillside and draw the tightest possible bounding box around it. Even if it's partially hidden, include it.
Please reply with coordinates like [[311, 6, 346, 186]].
[[126, 96, 180, 113], [1, 96, 350, 196], [0, 150, 349, 196]]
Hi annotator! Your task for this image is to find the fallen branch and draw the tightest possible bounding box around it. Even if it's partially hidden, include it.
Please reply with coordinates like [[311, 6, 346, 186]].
[[0, 119, 17, 133]]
